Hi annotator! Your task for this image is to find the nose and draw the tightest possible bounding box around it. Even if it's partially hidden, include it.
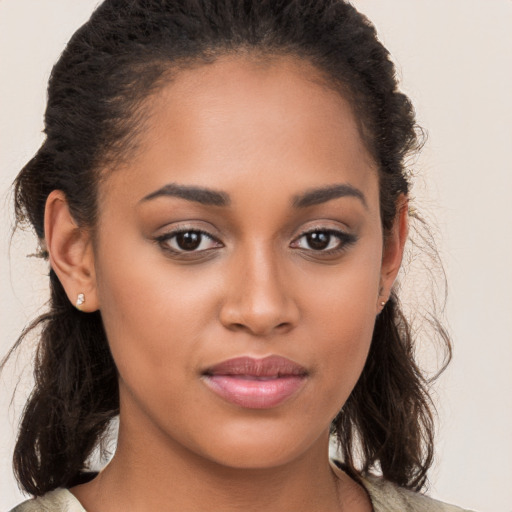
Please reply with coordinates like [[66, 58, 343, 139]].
[[219, 246, 300, 337]]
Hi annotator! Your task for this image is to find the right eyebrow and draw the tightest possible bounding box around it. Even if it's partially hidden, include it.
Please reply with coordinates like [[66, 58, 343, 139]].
[[139, 183, 231, 207]]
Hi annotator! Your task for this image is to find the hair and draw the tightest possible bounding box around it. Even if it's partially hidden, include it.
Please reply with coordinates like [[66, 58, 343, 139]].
[[4, 0, 450, 497]]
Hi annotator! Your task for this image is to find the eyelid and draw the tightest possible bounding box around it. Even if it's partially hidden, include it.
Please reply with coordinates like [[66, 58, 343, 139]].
[[290, 226, 357, 254], [156, 227, 219, 242], [152, 221, 356, 257], [154, 226, 223, 255]]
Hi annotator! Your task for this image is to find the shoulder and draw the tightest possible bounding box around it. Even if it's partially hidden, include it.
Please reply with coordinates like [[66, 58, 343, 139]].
[[360, 475, 476, 512], [8, 489, 86, 512]]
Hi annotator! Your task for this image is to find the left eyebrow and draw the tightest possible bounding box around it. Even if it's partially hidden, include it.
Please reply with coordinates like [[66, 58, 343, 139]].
[[140, 183, 230, 206], [292, 183, 367, 209]]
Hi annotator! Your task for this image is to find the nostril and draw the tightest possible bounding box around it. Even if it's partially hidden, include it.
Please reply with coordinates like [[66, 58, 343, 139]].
[[225, 320, 292, 336], [229, 323, 248, 332]]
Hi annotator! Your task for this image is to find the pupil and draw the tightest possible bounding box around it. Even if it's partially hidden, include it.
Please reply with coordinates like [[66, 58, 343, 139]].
[[176, 232, 201, 251], [307, 232, 330, 250]]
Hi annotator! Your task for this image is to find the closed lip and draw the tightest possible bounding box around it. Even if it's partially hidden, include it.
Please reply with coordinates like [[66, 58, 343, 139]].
[[201, 355, 308, 409], [203, 355, 308, 378]]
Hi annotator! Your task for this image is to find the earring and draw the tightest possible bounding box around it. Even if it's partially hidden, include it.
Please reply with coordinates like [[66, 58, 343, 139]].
[[380, 301, 386, 307], [76, 293, 85, 309]]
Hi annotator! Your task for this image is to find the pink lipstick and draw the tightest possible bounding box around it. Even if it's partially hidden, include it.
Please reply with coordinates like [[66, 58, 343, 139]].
[[202, 356, 307, 409]]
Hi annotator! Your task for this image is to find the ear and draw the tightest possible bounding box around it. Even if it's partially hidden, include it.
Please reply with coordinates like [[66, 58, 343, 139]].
[[44, 190, 99, 312], [377, 194, 409, 313]]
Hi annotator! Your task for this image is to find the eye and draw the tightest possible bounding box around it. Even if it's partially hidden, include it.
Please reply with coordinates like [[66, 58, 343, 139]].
[[291, 229, 356, 253], [156, 229, 222, 253]]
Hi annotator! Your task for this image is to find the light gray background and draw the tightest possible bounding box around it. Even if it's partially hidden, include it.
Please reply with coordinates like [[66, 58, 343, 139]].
[[1, 1, 511, 510]]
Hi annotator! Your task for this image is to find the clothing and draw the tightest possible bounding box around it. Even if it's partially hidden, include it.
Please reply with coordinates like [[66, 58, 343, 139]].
[[9, 491, 82, 512], [359, 475, 474, 512], [8, 475, 475, 512]]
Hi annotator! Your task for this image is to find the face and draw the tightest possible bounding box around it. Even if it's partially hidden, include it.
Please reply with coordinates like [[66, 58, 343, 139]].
[[90, 55, 395, 469]]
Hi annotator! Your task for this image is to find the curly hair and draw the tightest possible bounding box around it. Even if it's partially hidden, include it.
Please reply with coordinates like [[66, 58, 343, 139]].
[[5, 0, 450, 496]]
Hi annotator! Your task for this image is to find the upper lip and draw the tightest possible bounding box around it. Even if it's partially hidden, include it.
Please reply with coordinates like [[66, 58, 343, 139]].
[[203, 356, 308, 378]]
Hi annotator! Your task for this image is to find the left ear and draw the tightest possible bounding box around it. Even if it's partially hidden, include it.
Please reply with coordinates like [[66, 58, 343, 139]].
[[377, 194, 409, 312]]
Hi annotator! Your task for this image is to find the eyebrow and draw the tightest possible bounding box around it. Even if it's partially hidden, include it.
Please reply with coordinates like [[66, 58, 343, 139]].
[[140, 182, 366, 209], [140, 183, 230, 207], [292, 183, 367, 209]]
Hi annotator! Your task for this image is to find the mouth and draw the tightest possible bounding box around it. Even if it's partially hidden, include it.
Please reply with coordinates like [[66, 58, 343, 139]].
[[201, 356, 308, 409]]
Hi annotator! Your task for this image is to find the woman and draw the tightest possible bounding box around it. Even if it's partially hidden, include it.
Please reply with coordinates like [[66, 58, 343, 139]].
[[4, 0, 472, 510]]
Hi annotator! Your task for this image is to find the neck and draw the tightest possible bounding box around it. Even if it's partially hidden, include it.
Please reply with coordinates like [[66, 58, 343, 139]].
[[89, 436, 339, 511], [71, 401, 370, 512]]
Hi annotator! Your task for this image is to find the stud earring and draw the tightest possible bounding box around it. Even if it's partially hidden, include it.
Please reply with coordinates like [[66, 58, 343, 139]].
[[380, 301, 386, 307], [76, 293, 85, 309]]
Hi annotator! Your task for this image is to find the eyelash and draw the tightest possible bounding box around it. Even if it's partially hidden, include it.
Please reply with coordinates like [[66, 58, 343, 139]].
[[155, 227, 357, 256], [155, 229, 222, 255], [291, 228, 357, 255]]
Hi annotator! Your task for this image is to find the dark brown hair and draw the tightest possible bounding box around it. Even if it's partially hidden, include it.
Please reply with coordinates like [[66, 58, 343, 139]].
[[5, 0, 450, 496]]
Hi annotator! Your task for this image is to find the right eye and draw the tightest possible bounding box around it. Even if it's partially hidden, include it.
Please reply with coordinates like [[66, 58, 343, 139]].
[[156, 229, 223, 253]]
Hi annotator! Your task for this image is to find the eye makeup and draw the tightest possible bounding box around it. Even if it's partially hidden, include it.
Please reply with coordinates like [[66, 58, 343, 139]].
[[290, 228, 357, 256], [154, 228, 223, 257], [152, 222, 358, 263]]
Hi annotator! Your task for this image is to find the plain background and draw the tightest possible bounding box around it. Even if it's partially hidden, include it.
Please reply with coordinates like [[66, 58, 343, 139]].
[[1, 1, 511, 510]]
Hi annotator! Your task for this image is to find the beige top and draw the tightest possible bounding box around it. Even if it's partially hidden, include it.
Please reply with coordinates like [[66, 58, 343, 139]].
[[9, 477, 475, 512]]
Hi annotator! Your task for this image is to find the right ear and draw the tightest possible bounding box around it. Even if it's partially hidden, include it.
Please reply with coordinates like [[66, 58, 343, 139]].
[[44, 190, 99, 312]]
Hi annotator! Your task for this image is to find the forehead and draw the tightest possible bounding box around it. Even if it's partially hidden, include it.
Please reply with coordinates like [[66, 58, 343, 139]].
[[100, 54, 378, 208]]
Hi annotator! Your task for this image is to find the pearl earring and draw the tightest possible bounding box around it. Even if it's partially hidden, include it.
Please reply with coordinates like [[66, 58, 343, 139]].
[[76, 293, 85, 309]]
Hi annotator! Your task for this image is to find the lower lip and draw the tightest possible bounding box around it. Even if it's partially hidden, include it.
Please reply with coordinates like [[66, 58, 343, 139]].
[[202, 375, 306, 409]]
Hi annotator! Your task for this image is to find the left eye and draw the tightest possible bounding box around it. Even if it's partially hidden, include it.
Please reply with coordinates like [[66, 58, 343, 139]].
[[292, 230, 350, 252], [157, 230, 221, 253]]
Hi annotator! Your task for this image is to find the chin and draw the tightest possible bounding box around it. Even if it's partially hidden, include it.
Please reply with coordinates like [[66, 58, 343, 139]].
[[189, 421, 329, 470]]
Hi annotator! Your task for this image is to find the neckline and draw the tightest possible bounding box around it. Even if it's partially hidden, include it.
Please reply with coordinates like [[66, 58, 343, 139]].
[[329, 459, 376, 511], [58, 461, 375, 512]]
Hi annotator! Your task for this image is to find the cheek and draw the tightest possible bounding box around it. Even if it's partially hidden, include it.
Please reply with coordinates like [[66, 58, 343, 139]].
[[310, 303, 375, 417], [92, 230, 221, 395], [301, 244, 382, 410], [302, 234, 382, 335]]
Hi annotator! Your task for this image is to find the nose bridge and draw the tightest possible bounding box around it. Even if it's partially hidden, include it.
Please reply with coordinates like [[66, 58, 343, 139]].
[[220, 240, 298, 335], [244, 244, 282, 305]]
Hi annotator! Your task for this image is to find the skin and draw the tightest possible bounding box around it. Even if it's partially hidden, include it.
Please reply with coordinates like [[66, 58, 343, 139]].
[[45, 55, 407, 512]]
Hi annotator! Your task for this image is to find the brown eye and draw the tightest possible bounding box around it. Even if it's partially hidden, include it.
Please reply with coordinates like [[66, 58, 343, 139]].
[[291, 229, 357, 253], [157, 230, 222, 253], [305, 232, 331, 250], [175, 231, 202, 251]]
